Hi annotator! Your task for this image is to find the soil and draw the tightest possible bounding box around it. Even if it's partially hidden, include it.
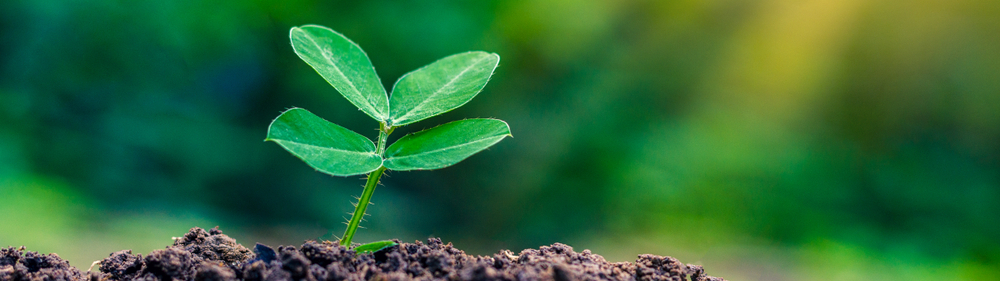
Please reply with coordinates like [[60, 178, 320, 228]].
[[0, 227, 725, 281]]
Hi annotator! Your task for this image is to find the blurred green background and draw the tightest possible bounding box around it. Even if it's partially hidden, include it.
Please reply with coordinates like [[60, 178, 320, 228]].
[[2, 0, 999, 279]]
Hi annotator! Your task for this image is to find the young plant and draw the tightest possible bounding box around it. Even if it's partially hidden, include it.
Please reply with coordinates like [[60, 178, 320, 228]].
[[266, 25, 510, 247]]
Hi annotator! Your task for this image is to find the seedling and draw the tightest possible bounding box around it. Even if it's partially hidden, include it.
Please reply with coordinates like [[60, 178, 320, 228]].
[[266, 25, 510, 247]]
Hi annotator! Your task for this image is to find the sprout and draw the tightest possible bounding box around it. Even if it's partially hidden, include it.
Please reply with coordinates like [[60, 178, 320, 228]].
[[266, 25, 510, 247]]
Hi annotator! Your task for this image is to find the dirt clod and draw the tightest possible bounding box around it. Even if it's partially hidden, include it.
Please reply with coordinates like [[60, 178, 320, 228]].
[[99, 250, 143, 279], [0, 246, 90, 281], [172, 226, 253, 265], [194, 262, 237, 281], [3, 227, 726, 280]]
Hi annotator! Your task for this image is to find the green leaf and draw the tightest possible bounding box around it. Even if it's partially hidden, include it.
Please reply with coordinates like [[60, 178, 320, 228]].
[[388, 51, 500, 126], [384, 119, 510, 171], [290, 25, 389, 121], [266, 108, 382, 176], [353, 240, 398, 254]]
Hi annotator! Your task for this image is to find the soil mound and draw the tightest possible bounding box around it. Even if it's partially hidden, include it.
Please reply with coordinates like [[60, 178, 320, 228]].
[[2, 227, 725, 281], [0, 246, 89, 281]]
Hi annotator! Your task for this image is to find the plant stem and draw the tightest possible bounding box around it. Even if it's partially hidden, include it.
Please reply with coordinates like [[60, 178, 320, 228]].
[[341, 125, 393, 246], [340, 166, 386, 246], [376, 123, 394, 155]]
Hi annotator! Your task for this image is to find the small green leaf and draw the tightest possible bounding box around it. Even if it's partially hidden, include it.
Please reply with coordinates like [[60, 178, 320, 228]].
[[384, 119, 510, 171], [266, 108, 382, 176], [354, 240, 398, 254], [290, 25, 389, 121], [388, 51, 500, 126]]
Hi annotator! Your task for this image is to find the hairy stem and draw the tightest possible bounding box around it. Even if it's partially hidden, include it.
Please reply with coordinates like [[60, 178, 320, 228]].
[[341, 166, 386, 246], [375, 123, 394, 155], [341, 125, 393, 246]]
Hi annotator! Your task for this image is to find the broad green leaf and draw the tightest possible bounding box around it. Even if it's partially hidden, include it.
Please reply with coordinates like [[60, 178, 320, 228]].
[[388, 51, 500, 126], [290, 25, 389, 121], [266, 108, 382, 176], [353, 240, 398, 255], [384, 119, 510, 171]]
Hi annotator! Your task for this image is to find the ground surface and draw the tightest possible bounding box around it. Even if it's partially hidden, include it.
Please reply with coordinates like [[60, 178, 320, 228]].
[[0, 227, 725, 281]]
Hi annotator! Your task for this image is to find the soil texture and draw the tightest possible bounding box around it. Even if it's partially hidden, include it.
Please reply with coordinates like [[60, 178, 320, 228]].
[[1, 227, 725, 281]]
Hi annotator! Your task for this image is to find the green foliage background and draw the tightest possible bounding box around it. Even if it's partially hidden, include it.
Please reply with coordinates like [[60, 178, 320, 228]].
[[2, 0, 999, 279]]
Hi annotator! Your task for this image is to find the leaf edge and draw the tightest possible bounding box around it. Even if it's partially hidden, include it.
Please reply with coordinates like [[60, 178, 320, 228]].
[[386, 51, 501, 127], [265, 107, 384, 177], [382, 118, 511, 171], [289, 25, 390, 122]]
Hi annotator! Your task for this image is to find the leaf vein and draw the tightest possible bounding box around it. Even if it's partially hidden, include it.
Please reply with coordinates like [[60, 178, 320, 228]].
[[274, 139, 376, 156], [393, 55, 490, 122], [386, 136, 504, 161], [301, 30, 372, 117]]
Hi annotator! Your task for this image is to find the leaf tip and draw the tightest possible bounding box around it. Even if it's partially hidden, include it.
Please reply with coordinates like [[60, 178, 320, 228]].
[[292, 24, 333, 33], [288, 26, 307, 40], [495, 118, 512, 133]]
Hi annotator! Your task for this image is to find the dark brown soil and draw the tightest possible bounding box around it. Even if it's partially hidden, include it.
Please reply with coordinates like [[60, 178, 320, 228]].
[[1, 227, 725, 281]]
